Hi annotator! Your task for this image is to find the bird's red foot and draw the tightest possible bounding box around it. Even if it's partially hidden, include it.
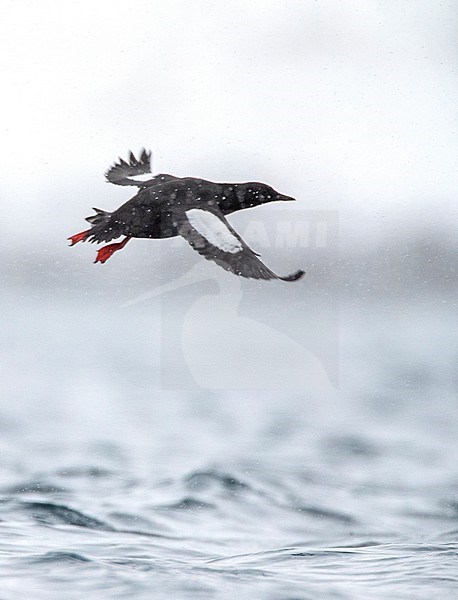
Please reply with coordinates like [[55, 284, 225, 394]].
[[94, 237, 131, 264], [68, 229, 91, 246]]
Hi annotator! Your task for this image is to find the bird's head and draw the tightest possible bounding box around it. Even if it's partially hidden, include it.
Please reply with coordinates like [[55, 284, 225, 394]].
[[238, 183, 296, 208]]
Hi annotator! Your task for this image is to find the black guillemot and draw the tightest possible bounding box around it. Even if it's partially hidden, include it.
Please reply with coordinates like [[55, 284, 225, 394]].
[[69, 150, 304, 281]]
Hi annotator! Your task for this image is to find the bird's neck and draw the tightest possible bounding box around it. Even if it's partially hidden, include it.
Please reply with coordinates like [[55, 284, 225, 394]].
[[220, 184, 257, 214]]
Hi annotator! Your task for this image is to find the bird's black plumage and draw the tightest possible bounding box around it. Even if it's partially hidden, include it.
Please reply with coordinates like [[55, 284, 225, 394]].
[[69, 150, 305, 281]]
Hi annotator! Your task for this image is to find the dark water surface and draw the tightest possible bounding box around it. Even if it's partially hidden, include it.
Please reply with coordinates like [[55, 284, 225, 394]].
[[0, 296, 457, 599]]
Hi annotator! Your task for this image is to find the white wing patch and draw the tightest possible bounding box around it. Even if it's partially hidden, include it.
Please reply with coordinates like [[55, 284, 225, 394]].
[[130, 172, 153, 183], [186, 209, 243, 254]]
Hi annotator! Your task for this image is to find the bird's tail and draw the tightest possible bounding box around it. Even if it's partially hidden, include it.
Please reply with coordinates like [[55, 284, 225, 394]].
[[85, 207, 111, 226]]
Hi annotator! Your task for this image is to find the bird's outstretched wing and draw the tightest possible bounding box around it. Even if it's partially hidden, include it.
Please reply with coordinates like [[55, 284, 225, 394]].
[[105, 149, 153, 186], [177, 207, 304, 281], [105, 149, 178, 189]]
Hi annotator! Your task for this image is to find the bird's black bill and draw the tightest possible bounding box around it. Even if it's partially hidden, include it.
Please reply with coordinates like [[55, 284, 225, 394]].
[[276, 194, 296, 202]]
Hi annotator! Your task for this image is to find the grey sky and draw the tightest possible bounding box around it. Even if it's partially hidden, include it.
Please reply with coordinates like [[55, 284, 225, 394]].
[[1, 1, 457, 248]]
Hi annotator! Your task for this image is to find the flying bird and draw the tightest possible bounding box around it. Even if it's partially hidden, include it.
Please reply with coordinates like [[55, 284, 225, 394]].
[[68, 150, 304, 281]]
